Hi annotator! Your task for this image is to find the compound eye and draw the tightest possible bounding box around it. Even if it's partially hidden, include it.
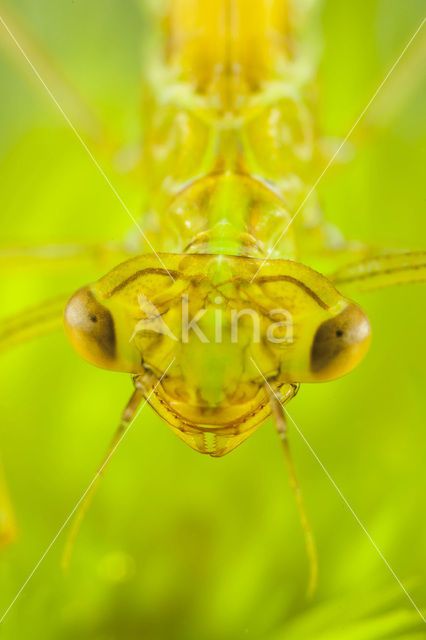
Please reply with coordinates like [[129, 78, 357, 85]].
[[64, 287, 116, 370], [310, 303, 371, 381]]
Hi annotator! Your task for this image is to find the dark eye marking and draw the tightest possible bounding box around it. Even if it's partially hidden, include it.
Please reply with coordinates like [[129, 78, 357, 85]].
[[83, 289, 116, 358], [310, 304, 370, 374], [311, 315, 345, 373]]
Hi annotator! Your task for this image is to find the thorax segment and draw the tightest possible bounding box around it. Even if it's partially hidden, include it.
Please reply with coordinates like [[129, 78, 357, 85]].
[[141, 0, 315, 259]]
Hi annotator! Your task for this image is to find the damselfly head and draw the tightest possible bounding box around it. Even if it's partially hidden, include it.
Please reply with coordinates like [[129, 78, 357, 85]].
[[64, 254, 370, 455]]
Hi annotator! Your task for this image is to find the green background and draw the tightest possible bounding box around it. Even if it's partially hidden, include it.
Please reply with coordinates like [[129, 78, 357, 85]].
[[0, 1, 425, 638]]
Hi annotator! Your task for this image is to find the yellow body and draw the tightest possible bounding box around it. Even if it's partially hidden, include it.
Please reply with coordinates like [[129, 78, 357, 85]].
[[166, 0, 289, 96], [63, 0, 373, 456], [1, 0, 425, 590]]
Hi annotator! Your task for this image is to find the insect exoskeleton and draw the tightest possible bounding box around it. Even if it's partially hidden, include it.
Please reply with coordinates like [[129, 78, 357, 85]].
[[64, 253, 371, 455]]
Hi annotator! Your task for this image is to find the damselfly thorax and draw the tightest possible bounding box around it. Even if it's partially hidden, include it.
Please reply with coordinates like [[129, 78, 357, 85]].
[[141, 0, 311, 260]]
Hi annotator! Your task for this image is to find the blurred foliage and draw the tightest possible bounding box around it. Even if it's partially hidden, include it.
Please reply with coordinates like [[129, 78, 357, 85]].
[[0, 1, 425, 638]]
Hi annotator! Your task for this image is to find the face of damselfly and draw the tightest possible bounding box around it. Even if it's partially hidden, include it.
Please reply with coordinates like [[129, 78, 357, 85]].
[[64, 253, 370, 454]]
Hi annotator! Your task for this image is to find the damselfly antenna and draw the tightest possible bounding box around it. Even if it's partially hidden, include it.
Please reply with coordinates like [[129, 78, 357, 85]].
[[268, 388, 318, 597], [62, 383, 148, 570]]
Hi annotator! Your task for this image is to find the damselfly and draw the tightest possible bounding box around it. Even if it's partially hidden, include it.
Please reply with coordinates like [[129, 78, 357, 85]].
[[0, 0, 425, 600]]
